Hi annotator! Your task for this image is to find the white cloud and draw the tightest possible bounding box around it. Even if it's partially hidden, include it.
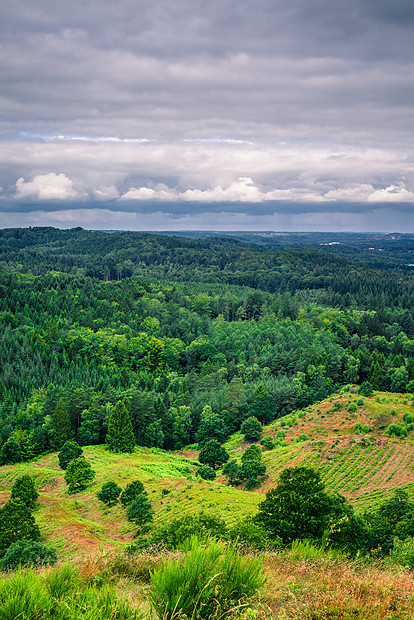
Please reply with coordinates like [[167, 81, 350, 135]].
[[92, 185, 119, 201], [15, 172, 79, 200], [368, 183, 414, 202]]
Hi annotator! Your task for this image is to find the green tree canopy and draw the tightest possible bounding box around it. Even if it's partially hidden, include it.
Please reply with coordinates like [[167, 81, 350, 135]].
[[58, 440, 83, 470], [106, 401, 135, 453], [0, 499, 41, 556], [10, 475, 39, 510], [198, 440, 229, 470], [256, 466, 343, 544], [64, 456, 95, 494]]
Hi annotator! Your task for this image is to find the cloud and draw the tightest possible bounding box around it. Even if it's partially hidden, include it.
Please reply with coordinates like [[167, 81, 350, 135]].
[[15, 173, 79, 200]]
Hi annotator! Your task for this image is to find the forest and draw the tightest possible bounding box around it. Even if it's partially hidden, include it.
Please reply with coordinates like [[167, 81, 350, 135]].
[[0, 227, 414, 462]]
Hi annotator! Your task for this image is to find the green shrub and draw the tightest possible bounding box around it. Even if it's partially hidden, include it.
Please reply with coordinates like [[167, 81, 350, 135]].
[[120, 480, 145, 506], [354, 422, 362, 434], [348, 403, 357, 413], [198, 465, 216, 480], [64, 456, 95, 493], [150, 512, 227, 549], [390, 537, 414, 568], [98, 481, 122, 506], [240, 416, 262, 442], [385, 423, 407, 438], [296, 433, 308, 443], [10, 475, 39, 510], [358, 381, 373, 397], [356, 399, 364, 407], [0, 540, 57, 571], [58, 441, 83, 470], [260, 436, 275, 450], [403, 412, 414, 424], [150, 536, 264, 619]]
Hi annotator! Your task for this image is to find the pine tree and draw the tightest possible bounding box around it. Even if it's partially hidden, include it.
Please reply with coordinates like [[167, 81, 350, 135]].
[[11, 475, 39, 509], [106, 400, 135, 453], [0, 499, 41, 556], [51, 398, 73, 450], [64, 456, 95, 494]]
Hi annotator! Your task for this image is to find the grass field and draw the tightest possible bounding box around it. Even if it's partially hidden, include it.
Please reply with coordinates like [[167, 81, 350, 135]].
[[1, 389, 414, 557]]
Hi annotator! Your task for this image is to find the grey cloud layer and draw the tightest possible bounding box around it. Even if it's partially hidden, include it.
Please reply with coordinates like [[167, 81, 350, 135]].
[[1, 0, 414, 230]]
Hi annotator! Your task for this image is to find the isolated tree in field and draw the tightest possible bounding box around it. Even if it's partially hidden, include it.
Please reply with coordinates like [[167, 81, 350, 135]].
[[0, 499, 40, 556], [120, 480, 145, 507], [51, 398, 73, 450], [126, 493, 154, 532], [106, 400, 135, 453], [98, 481, 122, 506], [358, 381, 373, 397], [198, 440, 229, 470], [64, 456, 95, 494], [58, 440, 83, 470], [11, 475, 39, 509], [256, 466, 336, 543]]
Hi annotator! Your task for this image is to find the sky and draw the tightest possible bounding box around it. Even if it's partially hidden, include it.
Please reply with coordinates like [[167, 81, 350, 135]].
[[1, 0, 414, 232]]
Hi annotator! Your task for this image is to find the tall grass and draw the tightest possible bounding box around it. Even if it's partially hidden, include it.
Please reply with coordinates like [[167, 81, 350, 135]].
[[149, 536, 264, 619], [0, 564, 143, 620]]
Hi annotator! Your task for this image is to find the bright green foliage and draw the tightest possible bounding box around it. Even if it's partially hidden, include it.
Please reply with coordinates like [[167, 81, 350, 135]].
[[238, 461, 267, 490], [150, 536, 264, 619], [228, 516, 277, 550], [390, 537, 414, 568], [196, 405, 229, 446], [260, 436, 275, 449], [120, 480, 145, 506], [0, 564, 142, 619], [256, 466, 346, 544], [0, 437, 24, 465], [97, 481, 122, 506], [149, 512, 228, 549], [64, 456, 95, 494], [198, 439, 229, 469], [0, 540, 57, 570], [241, 444, 262, 463], [58, 440, 83, 469], [106, 401, 135, 453], [51, 398, 73, 450], [198, 464, 216, 480], [250, 384, 275, 424], [10, 475, 39, 509], [0, 499, 41, 556]]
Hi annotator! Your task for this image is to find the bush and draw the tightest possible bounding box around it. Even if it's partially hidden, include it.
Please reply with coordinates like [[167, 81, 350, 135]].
[[359, 381, 373, 397], [150, 536, 264, 619], [260, 436, 275, 450], [385, 423, 407, 438], [198, 465, 216, 480], [64, 456, 95, 493], [0, 540, 57, 570], [403, 412, 414, 424], [390, 537, 414, 568], [348, 403, 357, 413], [120, 480, 145, 507], [198, 440, 229, 469], [240, 416, 262, 442], [149, 512, 228, 549], [10, 475, 39, 509], [98, 481, 122, 506], [126, 494, 154, 532], [0, 499, 40, 556], [58, 441, 83, 470]]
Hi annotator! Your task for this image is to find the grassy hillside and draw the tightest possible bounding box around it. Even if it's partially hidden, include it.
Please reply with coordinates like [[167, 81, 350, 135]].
[[1, 389, 414, 558], [226, 390, 414, 511], [0, 445, 260, 558]]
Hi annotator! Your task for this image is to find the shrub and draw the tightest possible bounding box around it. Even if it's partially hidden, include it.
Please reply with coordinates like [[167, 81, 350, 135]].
[[198, 465, 216, 480], [126, 494, 154, 532], [228, 516, 278, 550], [0, 540, 57, 570], [98, 481, 122, 506], [241, 444, 262, 463], [390, 537, 414, 568], [0, 499, 41, 556], [354, 422, 363, 434], [64, 456, 95, 493], [240, 416, 262, 442], [260, 436, 275, 450], [348, 403, 357, 413], [58, 441, 83, 470], [120, 480, 145, 507], [10, 475, 39, 509], [385, 423, 407, 438], [356, 398, 364, 406], [149, 512, 228, 549], [403, 412, 414, 424], [150, 536, 264, 619], [198, 440, 229, 469], [0, 437, 23, 465], [359, 381, 373, 397]]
